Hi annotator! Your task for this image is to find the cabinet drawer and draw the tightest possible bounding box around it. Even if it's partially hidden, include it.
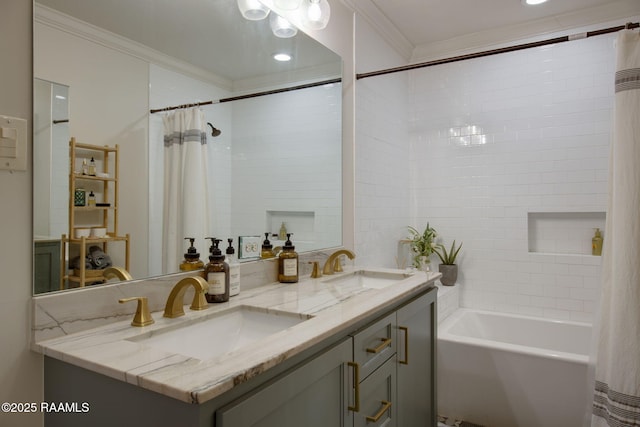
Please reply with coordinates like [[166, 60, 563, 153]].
[[216, 338, 352, 427], [352, 312, 396, 380], [354, 355, 397, 427]]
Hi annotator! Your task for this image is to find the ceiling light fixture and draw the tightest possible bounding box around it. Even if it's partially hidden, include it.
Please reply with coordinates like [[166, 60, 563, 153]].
[[301, 0, 330, 30], [237, 0, 270, 20], [270, 14, 298, 38], [273, 53, 292, 61], [523, 0, 548, 5]]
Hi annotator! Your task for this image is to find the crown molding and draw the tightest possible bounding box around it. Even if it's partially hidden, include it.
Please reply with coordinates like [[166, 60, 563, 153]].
[[342, 0, 414, 61], [34, 4, 233, 91]]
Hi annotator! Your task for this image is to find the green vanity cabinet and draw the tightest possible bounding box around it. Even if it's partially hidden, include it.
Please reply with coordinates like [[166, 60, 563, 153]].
[[43, 286, 437, 427], [216, 288, 436, 427], [397, 291, 438, 427], [355, 355, 397, 427], [34, 238, 61, 294], [216, 337, 353, 427]]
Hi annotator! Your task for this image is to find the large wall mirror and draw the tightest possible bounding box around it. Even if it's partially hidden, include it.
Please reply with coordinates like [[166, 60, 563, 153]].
[[33, 0, 342, 294]]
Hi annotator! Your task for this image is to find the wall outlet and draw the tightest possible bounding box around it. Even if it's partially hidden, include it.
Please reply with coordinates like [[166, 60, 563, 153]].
[[238, 235, 261, 259]]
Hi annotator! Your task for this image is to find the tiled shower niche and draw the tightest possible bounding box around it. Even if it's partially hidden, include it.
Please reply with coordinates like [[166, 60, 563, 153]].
[[527, 211, 606, 256]]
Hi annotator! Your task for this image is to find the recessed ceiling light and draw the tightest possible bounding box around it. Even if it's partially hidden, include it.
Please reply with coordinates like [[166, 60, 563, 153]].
[[273, 53, 292, 62], [523, 0, 548, 4]]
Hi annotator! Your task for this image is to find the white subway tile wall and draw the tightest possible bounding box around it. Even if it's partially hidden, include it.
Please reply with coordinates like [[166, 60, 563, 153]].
[[355, 73, 412, 267], [232, 83, 342, 252], [148, 67, 341, 266], [406, 35, 615, 321], [355, 33, 617, 322]]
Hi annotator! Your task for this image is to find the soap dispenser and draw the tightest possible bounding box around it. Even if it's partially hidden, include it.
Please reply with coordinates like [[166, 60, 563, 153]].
[[592, 228, 603, 256], [278, 222, 287, 240], [261, 232, 275, 259], [226, 238, 240, 296], [278, 233, 299, 283], [180, 237, 205, 271], [88, 156, 97, 176], [203, 238, 229, 303]]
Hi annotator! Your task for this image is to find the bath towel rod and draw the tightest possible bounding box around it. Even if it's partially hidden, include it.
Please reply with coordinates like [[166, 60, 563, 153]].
[[150, 77, 341, 114], [356, 22, 639, 80]]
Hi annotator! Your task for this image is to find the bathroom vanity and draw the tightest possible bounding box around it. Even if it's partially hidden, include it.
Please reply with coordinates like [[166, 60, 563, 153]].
[[34, 267, 438, 427]]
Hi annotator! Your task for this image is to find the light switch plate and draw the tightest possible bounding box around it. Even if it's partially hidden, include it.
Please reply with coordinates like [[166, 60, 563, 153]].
[[0, 115, 27, 171], [238, 235, 261, 259]]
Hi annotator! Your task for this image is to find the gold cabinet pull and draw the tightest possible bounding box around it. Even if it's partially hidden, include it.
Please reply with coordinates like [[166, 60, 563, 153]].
[[366, 400, 392, 423], [366, 337, 392, 354], [348, 362, 360, 412], [399, 326, 409, 365]]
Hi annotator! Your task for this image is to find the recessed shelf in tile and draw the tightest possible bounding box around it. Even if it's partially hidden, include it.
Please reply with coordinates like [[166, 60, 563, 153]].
[[527, 211, 605, 255]]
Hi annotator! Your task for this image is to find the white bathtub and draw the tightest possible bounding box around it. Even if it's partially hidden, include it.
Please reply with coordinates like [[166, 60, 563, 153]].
[[438, 309, 591, 427]]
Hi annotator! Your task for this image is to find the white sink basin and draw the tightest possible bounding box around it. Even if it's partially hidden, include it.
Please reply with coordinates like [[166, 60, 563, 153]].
[[128, 306, 311, 360], [322, 269, 413, 290]]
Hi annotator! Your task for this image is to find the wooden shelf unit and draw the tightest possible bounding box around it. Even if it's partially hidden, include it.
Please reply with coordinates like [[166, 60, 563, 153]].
[[61, 137, 130, 288]]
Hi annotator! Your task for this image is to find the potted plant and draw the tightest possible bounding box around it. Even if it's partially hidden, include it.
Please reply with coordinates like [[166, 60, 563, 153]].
[[433, 240, 462, 286], [408, 224, 437, 271]]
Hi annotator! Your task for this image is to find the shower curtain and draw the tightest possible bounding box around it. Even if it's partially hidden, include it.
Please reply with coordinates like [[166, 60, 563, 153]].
[[162, 107, 210, 273], [592, 29, 640, 427]]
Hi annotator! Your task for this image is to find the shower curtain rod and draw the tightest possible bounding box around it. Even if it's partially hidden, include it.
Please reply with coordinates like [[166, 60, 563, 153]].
[[150, 77, 341, 114], [356, 21, 640, 80]]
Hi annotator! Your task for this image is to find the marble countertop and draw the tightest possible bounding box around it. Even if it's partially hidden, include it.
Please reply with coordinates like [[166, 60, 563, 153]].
[[33, 267, 439, 404]]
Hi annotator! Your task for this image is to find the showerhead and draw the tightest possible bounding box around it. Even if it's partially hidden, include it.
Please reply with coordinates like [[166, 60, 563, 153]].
[[207, 122, 222, 137]]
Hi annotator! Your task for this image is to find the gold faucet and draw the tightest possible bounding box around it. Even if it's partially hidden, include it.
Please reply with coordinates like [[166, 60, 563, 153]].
[[309, 261, 322, 278], [119, 297, 154, 327], [163, 276, 209, 318], [322, 249, 356, 275], [104, 266, 133, 281]]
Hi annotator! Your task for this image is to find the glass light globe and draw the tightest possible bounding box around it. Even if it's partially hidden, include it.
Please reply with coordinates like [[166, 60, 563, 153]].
[[237, 0, 270, 21], [301, 0, 330, 30], [270, 13, 298, 38], [274, 0, 302, 10]]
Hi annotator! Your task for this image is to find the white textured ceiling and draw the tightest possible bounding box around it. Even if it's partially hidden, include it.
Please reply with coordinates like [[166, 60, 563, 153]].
[[35, 0, 342, 88], [357, 0, 640, 60], [36, 0, 640, 80]]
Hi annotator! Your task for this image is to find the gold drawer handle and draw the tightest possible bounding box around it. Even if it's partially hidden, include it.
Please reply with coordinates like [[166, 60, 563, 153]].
[[366, 400, 392, 423], [366, 337, 392, 354], [348, 362, 360, 412], [399, 326, 409, 365]]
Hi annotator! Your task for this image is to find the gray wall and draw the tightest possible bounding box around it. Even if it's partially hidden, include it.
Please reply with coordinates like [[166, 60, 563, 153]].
[[0, 2, 43, 427]]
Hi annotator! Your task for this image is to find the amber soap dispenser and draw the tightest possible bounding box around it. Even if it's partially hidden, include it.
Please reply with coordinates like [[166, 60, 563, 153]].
[[261, 232, 275, 259], [203, 238, 230, 303], [180, 237, 204, 271], [278, 233, 299, 283]]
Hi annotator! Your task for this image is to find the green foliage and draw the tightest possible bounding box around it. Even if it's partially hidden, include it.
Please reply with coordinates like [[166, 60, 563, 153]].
[[408, 224, 437, 268], [433, 240, 463, 265]]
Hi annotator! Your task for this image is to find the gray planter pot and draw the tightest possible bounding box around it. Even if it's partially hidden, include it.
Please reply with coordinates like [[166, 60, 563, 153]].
[[438, 264, 458, 286]]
